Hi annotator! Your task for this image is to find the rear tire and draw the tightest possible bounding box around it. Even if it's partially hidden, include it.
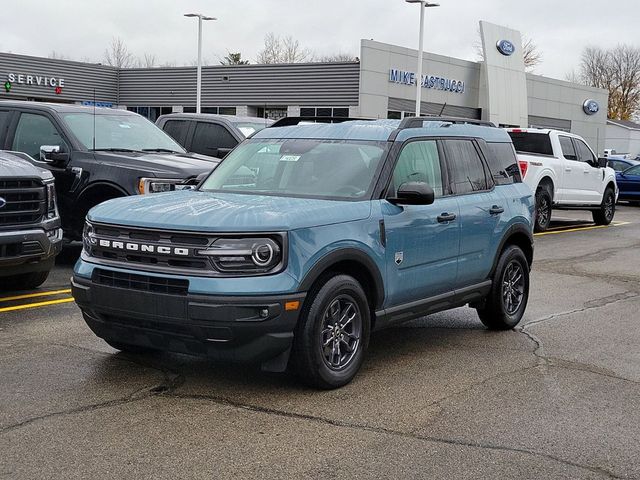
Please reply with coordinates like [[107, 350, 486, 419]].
[[592, 187, 615, 225], [291, 274, 371, 389], [477, 245, 530, 330], [534, 185, 553, 232], [0, 270, 50, 291]]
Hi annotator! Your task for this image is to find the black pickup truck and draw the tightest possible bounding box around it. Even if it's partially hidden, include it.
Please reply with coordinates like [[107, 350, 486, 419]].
[[0, 150, 62, 290], [0, 101, 220, 240]]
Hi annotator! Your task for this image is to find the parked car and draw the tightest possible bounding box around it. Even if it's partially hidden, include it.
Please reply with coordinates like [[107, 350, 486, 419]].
[[72, 116, 534, 389], [0, 150, 62, 290], [616, 164, 640, 205], [0, 101, 220, 240], [156, 113, 273, 158], [607, 157, 640, 172], [507, 128, 617, 232]]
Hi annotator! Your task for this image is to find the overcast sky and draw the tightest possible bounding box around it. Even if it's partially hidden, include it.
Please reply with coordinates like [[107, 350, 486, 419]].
[[2, 0, 638, 78]]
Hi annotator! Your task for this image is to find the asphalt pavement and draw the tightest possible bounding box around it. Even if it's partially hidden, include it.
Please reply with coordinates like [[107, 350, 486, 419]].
[[1, 206, 639, 479]]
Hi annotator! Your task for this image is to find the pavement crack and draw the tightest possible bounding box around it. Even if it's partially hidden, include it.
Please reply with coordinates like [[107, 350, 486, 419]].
[[162, 391, 621, 479]]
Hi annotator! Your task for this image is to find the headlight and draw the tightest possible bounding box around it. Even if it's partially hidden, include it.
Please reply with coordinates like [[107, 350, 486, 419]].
[[138, 177, 183, 194], [45, 181, 58, 219], [82, 221, 96, 255], [199, 237, 283, 274]]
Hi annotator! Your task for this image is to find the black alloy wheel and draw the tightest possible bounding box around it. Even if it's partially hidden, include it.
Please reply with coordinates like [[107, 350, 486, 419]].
[[320, 296, 362, 371]]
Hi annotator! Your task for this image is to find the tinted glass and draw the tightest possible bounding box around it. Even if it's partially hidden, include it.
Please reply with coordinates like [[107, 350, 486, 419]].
[[559, 136, 577, 160], [12, 113, 67, 158], [192, 122, 238, 155], [391, 140, 443, 197], [486, 142, 522, 185], [508, 132, 553, 156], [0, 111, 10, 140], [608, 160, 628, 172], [575, 139, 596, 163], [162, 120, 190, 147], [625, 165, 640, 175], [200, 139, 387, 200], [62, 113, 184, 152], [444, 139, 489, 194]]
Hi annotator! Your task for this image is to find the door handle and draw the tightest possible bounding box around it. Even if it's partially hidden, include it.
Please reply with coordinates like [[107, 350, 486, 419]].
[[565, 167, 572, 172], [489, 205, 504, 215], [583, 170, 590, 174], [437, 212, 457, 223]]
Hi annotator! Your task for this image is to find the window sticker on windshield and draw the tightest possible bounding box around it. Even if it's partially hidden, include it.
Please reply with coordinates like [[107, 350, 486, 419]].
[[280, 155, 300, 162], [119, 124, 132, 129]]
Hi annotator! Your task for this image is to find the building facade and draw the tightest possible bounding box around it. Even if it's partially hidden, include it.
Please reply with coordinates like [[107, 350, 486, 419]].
[[0, 21, 610, 153], [606, 119, 640, 157]]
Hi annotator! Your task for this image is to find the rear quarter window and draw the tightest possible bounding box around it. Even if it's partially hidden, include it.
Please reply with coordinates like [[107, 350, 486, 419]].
[[508, 132, 553, 156], [486, 142, 522, 185]]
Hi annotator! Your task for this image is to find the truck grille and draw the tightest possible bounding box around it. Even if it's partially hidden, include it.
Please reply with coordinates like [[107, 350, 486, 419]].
[[0, 179, 46, 226], [93, 269, 189, 295]]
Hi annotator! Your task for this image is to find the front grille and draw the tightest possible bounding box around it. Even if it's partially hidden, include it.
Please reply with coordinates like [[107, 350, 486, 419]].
[[0, 178, 46, 226], [93, 269, 189, 295]]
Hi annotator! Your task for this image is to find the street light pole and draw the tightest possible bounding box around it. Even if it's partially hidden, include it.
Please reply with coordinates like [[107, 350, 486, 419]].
[[184, 13, 217, 114], [405, 1, 440, 116]]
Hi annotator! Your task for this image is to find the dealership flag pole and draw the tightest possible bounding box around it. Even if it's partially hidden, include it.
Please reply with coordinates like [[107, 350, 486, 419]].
[[184, 13, 217, 115], [406, 1, 439, 116]]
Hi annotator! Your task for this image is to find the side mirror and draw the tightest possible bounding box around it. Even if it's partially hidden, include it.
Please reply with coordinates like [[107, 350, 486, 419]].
[[40, 145, 69, 164], [389, 182, 435, 206], [597, 157, 608, 168]]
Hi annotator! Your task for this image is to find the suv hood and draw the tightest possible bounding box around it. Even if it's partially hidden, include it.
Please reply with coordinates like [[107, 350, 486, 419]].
[[93, 151, 219, 177], [88, 190, 372, 232]]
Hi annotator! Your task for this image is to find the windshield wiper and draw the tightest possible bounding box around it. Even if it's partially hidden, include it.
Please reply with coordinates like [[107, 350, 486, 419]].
[[141, 148, 182, 154], [91, 148, 138, 153]]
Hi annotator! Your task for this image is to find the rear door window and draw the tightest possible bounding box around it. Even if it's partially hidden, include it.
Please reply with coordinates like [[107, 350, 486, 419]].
[[485, 142, 522, 185], [162, 120, 190, 147], [444, 139, 490, 194], [508, 132, 553, 156], [559, 136, 577, 160], [12, 113, 68, 159], [191, 122, 238, 156]]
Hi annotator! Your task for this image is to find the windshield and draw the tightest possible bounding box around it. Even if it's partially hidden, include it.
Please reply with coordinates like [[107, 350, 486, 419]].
[[200, 138, 388, 200], [62, 112, 186, 153], [233, 122, 270, 138]]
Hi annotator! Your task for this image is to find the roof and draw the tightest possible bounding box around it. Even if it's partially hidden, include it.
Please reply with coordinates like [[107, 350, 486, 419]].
[[158, 113, 273, 124], [0, 100, 136, 115], [607, 119, 640, 130], [254, 119, 512, 143]]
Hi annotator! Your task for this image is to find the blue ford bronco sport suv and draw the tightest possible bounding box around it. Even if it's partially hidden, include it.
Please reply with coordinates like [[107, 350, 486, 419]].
[[72, 116, 534, 389]]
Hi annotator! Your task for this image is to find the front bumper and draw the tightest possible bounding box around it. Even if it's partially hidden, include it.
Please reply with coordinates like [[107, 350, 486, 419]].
[[71, 273, 306, 365], [0, 227, 63, 277]]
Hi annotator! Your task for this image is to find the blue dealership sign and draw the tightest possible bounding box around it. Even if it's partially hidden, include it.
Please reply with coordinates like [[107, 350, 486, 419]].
[[583, 99, 600, 115], [496, 40, 515, 56]]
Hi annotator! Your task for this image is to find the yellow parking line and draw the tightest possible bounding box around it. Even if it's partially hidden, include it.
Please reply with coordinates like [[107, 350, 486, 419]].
[[0, 288, 72, 303], [534, 221, 630, 237], [0, 297, 74, 313]]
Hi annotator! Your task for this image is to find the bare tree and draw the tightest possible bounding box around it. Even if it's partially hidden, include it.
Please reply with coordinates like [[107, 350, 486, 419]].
[[315, 53, 358, 62], [575, 45, 640, 120], [220, 52, 249, 65], [256, 33, 311, 64], [48, 51, 71, 60], [104, 37, 134, 68], [138, 53, 157, 68]]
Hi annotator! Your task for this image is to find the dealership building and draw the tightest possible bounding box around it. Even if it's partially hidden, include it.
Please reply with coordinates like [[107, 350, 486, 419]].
[[0, 21, 610, 153]]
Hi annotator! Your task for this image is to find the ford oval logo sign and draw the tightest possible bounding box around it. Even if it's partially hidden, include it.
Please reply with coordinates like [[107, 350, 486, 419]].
[[496, 40, 515, 56], [0, 197, 6, 209], [583, 99, 600, 115]]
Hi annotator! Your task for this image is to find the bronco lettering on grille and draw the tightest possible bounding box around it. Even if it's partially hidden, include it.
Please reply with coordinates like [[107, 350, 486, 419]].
[[97, 239, 189, 256]]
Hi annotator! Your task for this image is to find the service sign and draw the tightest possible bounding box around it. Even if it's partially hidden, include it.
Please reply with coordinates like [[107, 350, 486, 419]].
[[496, 40, 515, 56], [389, 69, 465, 94], [6, 72, 65, 88]]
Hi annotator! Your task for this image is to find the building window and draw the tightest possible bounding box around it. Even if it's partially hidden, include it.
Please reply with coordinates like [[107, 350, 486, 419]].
[[256, 107, 288, 120], [387, 111, 402, 120], [299, 107, 350, 118]]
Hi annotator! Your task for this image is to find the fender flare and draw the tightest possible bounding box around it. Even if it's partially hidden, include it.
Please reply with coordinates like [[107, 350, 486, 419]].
[[298, 247, 385, 309], [489, 223, 534, 277], [77, 181, 129, 201]]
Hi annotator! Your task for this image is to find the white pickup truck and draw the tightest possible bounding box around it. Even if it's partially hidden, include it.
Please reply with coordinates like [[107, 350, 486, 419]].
[[506, 128, 618, 232]]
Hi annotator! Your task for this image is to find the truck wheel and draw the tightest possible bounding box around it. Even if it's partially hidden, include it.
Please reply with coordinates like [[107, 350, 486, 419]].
[[2, 271, 50, 291], [592, 188, 615, 225], [534, 186, 552, 232], [291, 274, 370, 389], [477, 245, 529, 330]]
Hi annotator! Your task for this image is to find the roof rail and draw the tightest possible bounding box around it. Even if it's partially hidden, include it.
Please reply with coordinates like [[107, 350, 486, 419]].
[[269, 116, 373, 128], [398, 116, 496, 129]]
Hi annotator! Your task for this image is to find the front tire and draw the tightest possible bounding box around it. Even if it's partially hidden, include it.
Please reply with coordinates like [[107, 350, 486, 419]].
[[477, 245, 530, 330], [534, 185, 553, 232], [291, 274, 371, 389], [592, 188, 615, 225]]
